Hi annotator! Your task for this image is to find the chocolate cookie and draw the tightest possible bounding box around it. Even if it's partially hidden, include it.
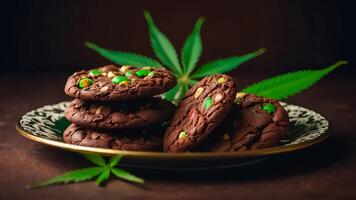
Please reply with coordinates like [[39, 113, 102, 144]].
[[64, 65, 177, 101], [163, 74, 236, 152], [63, 123, 163, 151], [65, 97, 175, 129], [210, 93, 289, 152]]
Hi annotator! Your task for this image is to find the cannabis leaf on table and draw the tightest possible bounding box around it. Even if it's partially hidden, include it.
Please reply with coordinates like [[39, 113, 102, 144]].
[[28, 154, 143, 189], [85, 10, 265, 103]]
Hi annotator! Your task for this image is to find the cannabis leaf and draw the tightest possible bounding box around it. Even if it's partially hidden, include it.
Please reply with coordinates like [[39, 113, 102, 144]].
[[161, 84, 180, 102], [112, 168, 144, 183], [242, 60, 348, 100], [109, 154, 123, 167], [27, 167, 104, 189], [85, 11, 344, 103], [82, 153, 106, 166], [27, 154, 144, 189], [181, 17, 204, 74], [96, 168, 111, 186], [86, 11, 264, 104], [190, 48, 266, 78], [144, 11, 182, 75], [85, 42, 162, 67]]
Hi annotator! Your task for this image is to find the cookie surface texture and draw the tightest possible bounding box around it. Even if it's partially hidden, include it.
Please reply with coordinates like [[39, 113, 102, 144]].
[[65, 97, 175, 129], [163, 74, 236, 152], [63, 123, 163, 151], [64, 65, 177, 101], [211, 93, 289, 152]]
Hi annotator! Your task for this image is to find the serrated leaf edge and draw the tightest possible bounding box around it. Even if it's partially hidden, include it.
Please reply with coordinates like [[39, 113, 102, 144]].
[[85, 41, 162, 67], [181, 17, 204, 74], [190, 48, 266, 78], [242, 60, 348, 100], [143, 11, 183, 75]]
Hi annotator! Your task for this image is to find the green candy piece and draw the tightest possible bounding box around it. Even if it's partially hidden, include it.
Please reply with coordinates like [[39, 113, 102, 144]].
[[178, 131, 188, 139], [203, 97, 213, 110], [136, 69, 149, 77], [147, 71, 155, 76], [78, 78, 93, 89], [125, 71, 132, 77], [262, 103, 276, 114], [88, 69, 102, 76], [112, 76, 130, 84]]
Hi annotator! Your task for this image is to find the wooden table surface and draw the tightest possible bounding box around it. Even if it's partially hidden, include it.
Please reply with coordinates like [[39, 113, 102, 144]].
[[1, 71, 355, 199]]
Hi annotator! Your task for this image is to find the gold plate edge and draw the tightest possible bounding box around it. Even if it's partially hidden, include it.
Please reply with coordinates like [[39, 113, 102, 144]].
[[16, 120, 331, 159]]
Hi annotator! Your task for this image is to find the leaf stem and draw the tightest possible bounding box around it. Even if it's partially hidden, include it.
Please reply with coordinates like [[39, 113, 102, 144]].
[[178, 75, 190, 85], [325, 60, 348, 72], [254, 47, 266, 56]]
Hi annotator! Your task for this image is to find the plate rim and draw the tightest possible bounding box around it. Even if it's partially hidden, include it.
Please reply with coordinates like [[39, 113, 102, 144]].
[[16, 104, 332, 158]]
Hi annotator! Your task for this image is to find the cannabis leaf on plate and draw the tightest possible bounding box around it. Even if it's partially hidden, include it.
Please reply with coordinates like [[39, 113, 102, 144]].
[[242, 60, 348, 100], [27, 154, 143, 189], [86, 10, 265, 104]]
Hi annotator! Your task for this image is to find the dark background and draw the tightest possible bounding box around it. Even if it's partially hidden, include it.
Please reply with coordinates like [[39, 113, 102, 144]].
[[1, 1, 356, 199], [1, 0, 354, 77]]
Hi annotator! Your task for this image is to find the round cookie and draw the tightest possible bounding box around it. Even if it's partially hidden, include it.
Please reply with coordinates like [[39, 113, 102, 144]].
[[65, 97, 175, 129], [63, 123, 163, 151], [163, 74, 236, 152], [210, 93, 289, 152], [64, 65, 177, 101]]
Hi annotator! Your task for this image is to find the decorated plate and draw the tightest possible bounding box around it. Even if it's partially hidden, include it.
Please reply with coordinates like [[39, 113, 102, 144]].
[[16, 101, 330, 170]]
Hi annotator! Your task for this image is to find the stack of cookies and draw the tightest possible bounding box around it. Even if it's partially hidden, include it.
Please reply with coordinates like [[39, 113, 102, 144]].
[[63, 65, 176, 151]]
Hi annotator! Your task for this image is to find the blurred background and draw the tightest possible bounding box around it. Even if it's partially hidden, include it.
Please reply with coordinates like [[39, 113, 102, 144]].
[[1, 0, 353, 75]]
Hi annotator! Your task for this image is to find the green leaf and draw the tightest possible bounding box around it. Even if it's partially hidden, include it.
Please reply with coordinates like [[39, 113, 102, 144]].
[[175, 84, 189, 103], [85, 41, 162, 67], [188, 79, 198, 86], [143, 11, 183, 75], [163, 84, 189, 104], [96, 168, 111, 186], [190, 48, 266, 78], [109, 154, 123, 167], [162, 84, 180, 102], [81, 153, 106, 167], [242, 60, 348, 100], [111, 168, 144, 184], [27, 167, 104, 189], [181, 17, 204, 74], [180, 84, 189, 99]]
